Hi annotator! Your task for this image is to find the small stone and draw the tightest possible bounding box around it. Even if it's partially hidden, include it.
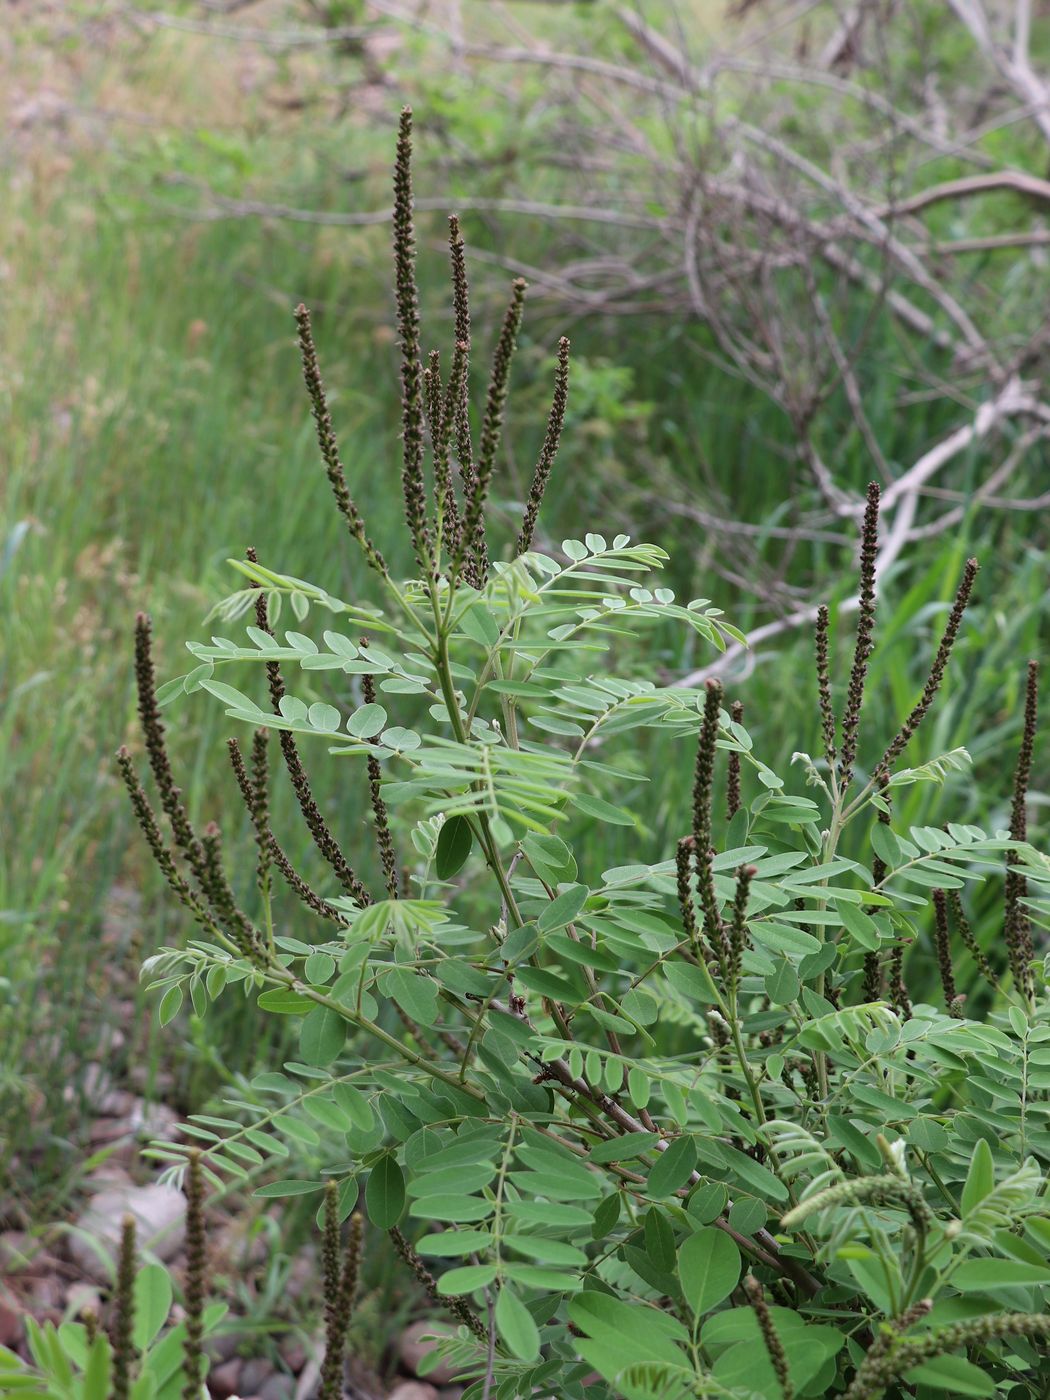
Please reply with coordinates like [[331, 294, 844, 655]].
[[0, 1293, 24, 1348], [70, 1183, 186, 1281], [64, 1283, 103, 1319], [205, 1331, 242, 1365], [240, 1358, 275, 1394], [388, 1385, 438, 1400], [258, 1375, 294, 1400], [437, 1389, 465, 1400], [208, 1358, 242, 1398], [399, 1321, 459, 1385], [278, 1338, 307, 1374]]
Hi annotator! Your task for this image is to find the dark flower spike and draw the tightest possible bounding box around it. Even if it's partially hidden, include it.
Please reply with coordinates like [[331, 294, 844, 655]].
[[424, 349, 456, 559], [134, 614, 208, 889], [838, 482, 879, 792], [931, 889, 961, 1018], [1005, 659, 1038, 1001], [250, 729, 272, 895], [458, 277, 527, 586], [319, 1187, 364, 1400], [199, 823, 264, 962], [244, 551, 372, 907], [226, 738, 348, 926], [743, 1276, 793, 1400], [729, 865, 756, 986], [294, 304, 387, 577], [861, 952, 881, 1004], [889, 938, 913, 1021], [392, 107, 431, 572], [181, 1151, 206, 1400], [947, 889, 996, 990], [362, 655, 400, 900], [515, 335, 570, 556], [815, 604, 836, 771], [863, 775, 889, 1003], [727, 699, 744, 820], [110, 1215, 137, 1400], [389, 1226, 487, 1343], [691, 679, 732, 972], [445, 215, 474, 479], [879, 556, 979, 773], [117, 748, 214, 933], [675, 836, 700, 949]]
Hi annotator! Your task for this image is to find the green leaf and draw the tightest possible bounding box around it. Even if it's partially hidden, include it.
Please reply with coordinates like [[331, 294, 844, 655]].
[[678, 1228, 740, 1317], [82, 1336, 111, 1400], [257, 989, 313, 1014], [646, 1138, 697, 1199], [383, 968, 439, 1027], [960, 1137, 994, 1217], [952, 1258, 1050, 1290], [435, 814, 473, 880], [437, 1264, 499, 1295], [132, 1265, 172, 1351], [254, 1179, 324, 1198], [332, 1083, 375, 1133], [870, 822, 902, 869], [572, 793, 635, 826], [834, 901, 879, 951], [157, 984, 183, 1027], [905, 1353, 995, 1396], [366, 1153, 406, 1229], [347, 703, 387, 738], [537, 884, 590, 933], [764, 959, 800, 1005], [299, 1005, 346, 1066], [495, 1286, 541, 1361]]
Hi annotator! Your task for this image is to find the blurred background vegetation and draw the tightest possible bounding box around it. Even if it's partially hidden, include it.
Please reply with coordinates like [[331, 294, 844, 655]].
[[2, 0, 1049, 1339]]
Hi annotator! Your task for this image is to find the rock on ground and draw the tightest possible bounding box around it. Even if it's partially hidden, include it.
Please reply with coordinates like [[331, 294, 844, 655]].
[[69, 1182, 186, 1281]]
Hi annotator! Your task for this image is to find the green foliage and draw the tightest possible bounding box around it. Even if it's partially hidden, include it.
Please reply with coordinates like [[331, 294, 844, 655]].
[[0, 1260, 227, 1400], [113, 117, 1050, 1400]]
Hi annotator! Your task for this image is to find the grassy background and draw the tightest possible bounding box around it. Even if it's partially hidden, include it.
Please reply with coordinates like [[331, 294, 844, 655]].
[[3, 0, 1048, 1222]]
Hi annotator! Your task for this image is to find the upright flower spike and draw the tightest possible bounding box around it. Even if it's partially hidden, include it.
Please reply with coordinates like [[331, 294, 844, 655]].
[[691, 679, 732, 972], [727, 699, 744, 820], [392, 106, 431, 573], [729, 865, 756, 987], [948, 889, 996, 991], [110, 1215, 137, 1400], [515, 335, 570, 556], [931, 889, 962, 1018], [838, 482, 880, 792], [294, 305, 387, 578], [424, 349, 455, 562], [458, 277, 527, 586], [1004, 659, 1038, 1001], [444, 214, 474, 506], [743, 1276, 793, 1400], [244, 549, 372, 908], [675, 836, 700, 949], [319, 1189, 364, 1400], [362, 652, 399, 900], [879, 557, 979, 773], [117, 747, 210, 932], [134, 614, 208, 887], [181, 1151, 206, 1400], [814, 604, 837, 772], [226, 736, 348, 926]]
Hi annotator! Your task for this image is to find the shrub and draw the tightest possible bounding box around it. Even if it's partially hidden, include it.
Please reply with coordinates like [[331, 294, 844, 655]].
[[107, 113, 1050, 1399]]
